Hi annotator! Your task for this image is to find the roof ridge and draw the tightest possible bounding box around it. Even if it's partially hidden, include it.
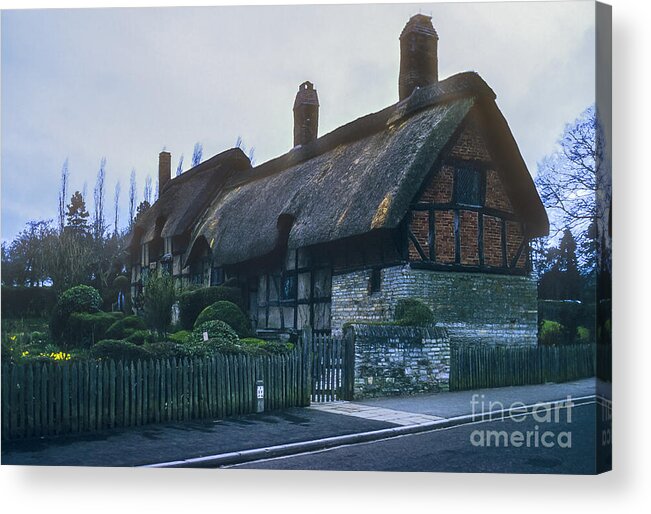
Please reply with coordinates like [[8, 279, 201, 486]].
[[227, 72, 494, 189]]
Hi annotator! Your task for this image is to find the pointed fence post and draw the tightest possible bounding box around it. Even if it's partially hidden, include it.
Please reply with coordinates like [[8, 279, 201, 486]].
[[302, 327, 313, 405]]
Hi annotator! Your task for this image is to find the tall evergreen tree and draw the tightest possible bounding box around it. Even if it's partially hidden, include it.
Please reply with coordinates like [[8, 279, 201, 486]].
[[65, 191, 90, 236]]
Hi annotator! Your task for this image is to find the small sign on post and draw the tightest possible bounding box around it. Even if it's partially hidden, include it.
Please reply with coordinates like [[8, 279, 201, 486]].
[[256, 379, 264, 413], [202, 331, 209, 342]]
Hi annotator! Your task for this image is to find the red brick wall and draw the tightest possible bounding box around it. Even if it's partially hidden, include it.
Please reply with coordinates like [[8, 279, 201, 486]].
[[420, 164, 453, 203], [434, 210, 455, 263], [485, 169, 512, 212], [409, 210, 430, 260], [448, 116, 492, 161], [408, 109, 527, 271], [483, 215, 503, 267]]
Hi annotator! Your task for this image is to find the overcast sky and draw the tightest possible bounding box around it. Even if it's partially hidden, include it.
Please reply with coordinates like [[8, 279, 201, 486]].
[[1, 1, 595, 243]]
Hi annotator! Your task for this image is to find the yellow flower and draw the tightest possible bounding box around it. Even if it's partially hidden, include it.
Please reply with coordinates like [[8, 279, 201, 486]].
[[10, 335, 17, 341], [21, 350, 29, 357]]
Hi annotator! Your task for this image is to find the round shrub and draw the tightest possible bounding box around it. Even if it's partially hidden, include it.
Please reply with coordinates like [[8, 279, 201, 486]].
[[113, 275, 130, 292], [90, 339, 152, 361], [178, 286, 244, 329], [125, 330, 156, 346], [194, 300, 251, 337], [184, 320, 240, 357], [105, 315, 147, 340], [50, 285, 102, 345], [394, 298, 435, 326], [539, 320, 568, 346], [576, 326, 591, 344], [190, 320, 239, 345]]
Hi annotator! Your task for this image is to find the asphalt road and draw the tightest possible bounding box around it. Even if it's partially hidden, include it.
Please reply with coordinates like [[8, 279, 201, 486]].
[[232, 401, 607, 474]]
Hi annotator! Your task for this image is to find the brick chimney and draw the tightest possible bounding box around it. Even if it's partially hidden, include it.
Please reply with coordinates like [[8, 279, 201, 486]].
[[399, 14, 439, 101], [293, 81, 319, 147], [158, 151, 171, 195]]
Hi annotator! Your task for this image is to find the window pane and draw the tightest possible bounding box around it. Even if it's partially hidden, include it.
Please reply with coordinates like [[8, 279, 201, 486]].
[[456, 167, 482, 206]]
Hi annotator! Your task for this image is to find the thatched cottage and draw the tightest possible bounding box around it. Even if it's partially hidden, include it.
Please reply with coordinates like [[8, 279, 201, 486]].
[[128, 15, 548, 345]]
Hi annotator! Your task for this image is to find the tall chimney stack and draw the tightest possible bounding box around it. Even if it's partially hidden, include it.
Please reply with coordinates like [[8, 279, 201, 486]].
[[158, 151, 171, 196], [293, 81, 319, 147], [399, 14, 439, 101]]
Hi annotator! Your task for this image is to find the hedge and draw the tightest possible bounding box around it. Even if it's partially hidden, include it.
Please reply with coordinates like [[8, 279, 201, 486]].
[[90, 340, 152, 361], [394, 298, 435, 326], [1, 286, 57, 318], [178, 286, 243, 329]]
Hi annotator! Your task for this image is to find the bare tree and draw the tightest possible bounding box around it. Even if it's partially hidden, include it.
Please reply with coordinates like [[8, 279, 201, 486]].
[[535, 104, 607, 271], [57, 159, 69, 232], [93, 158, 107, 240], [113, 180, 121, 236], [129, 169, 137, 229], [176, 154, 184, 176], [191, 142, 203, 167], [144, 175, 153, 205]]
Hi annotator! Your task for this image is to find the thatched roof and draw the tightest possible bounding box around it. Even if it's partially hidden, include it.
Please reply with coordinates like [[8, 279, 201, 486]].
[[127, 148, 251, 249], [188, 72, 547, 266]]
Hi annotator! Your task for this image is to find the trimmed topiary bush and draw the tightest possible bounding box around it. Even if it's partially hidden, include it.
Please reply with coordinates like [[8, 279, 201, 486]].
[[125, 330, 156, 346], [394, 298, 435, 326], [144, 341, 184, 359], [105, 315, 147, 340], [168, 330, 190, 344], [90, 339, 152, 361], [193, 300, 251, 337], [50, 285, 103, 346], [183, 320, 240, 357], [65, 311, 118, 348], [178, 286, 243, 329], [240, 338, 293, 355]]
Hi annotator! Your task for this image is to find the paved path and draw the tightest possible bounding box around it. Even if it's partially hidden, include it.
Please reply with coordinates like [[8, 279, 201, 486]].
[[309, 403, 443, 425], [308, 378, 597, 425]]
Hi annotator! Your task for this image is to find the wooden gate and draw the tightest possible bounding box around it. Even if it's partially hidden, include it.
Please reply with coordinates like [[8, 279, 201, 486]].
[[304, 331, 354, 402]]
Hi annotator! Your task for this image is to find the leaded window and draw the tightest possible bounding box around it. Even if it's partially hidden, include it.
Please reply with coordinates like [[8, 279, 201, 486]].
[[454, 166, 484, 207]]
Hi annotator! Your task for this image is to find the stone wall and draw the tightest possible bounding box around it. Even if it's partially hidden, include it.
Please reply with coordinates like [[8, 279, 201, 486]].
[[332, 265, 538, 346], [345, 324, 450, 399]]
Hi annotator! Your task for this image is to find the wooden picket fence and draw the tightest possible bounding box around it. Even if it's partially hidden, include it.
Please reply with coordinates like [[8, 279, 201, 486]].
[[450, 343, 596, 391], [1, 346, 310, 441]]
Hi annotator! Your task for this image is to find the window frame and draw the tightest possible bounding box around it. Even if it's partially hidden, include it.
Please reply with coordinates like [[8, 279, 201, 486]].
[[453, 165, 485, 208]]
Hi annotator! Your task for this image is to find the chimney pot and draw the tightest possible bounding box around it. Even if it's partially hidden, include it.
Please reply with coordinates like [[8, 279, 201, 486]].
[[399, 14, 439, 101], [293, 81, 319, 147], [158, 151, 171, 196]]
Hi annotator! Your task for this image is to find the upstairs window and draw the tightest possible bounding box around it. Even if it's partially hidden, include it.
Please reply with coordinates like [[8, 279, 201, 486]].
[[454, 166, 484, 207]]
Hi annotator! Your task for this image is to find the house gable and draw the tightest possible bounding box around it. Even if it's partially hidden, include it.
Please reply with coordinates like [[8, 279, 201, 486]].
[[408, 108, 528, 272]]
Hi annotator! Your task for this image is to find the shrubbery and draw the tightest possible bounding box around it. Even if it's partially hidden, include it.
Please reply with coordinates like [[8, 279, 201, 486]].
[[143, 271, 176, 335], [394, 298, 435, 326], [539, 320, 567, 346], [90, 339, 151, 361], [1, 286, 57, 318], [167, 330, 190, 344], [178, 286, 243, 329], [125, 329, 156, 346], [182, 320, 240, 357], [65, 311, 118, 348], [50, 285, 103, 346], [194, 300, 251, 337], [105, 315, 147, 339]]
